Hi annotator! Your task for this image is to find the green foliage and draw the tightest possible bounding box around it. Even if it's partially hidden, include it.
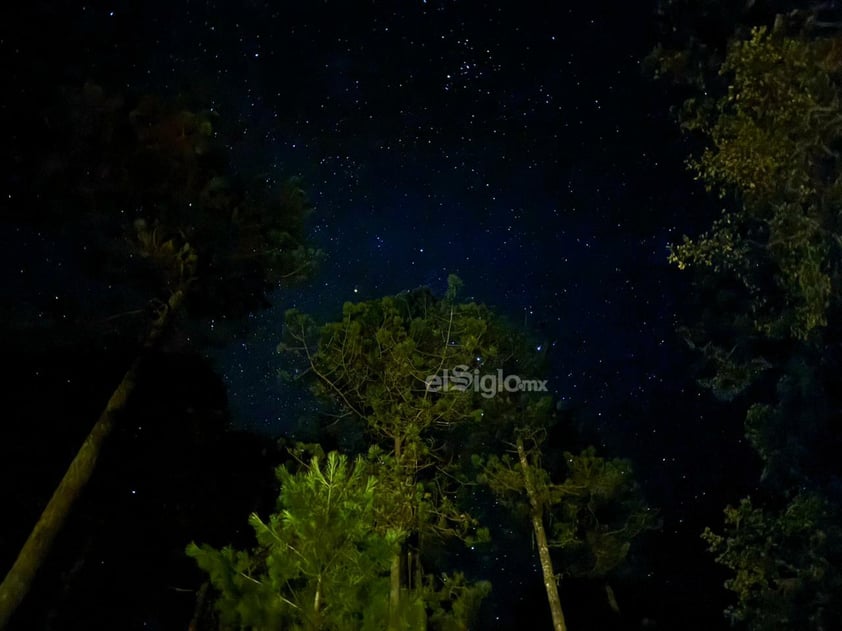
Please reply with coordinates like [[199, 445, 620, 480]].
[[666, 27, 842, 340], [425, 572, 492, 631], [477, 436, 654, 579], [655, 11, 842, 472], [279, 281, 515, 543], [187, 452, 394, 630], [277, 283, 502, 626], [654, 13, 842, 628], [550, 447, 654, 577], [743, 354, 830, 487], [132, 218, 199, 290], [360, 589, 427, 631], [692, 341, 772, 402], [355, 571, 490, 631], [443, 274, 464, 304], [688, 27, 841, 200], [702, 494, 842, 630]]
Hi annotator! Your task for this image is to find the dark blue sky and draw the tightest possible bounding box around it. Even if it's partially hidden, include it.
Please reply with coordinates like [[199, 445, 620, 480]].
[[170, 2, 703, 446], [2, 0, 740, 549]]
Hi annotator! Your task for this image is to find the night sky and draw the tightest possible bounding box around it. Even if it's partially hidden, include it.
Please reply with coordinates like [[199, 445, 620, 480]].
[[2, 1, 757, 628], [185, 2, 697, 435]]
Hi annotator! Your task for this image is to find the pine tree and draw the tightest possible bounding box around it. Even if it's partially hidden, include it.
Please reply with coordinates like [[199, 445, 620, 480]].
[[475, 399, 653, 630], [0, 84, 318, 627], [278, 277, 498, 629], [188, 451, 396, 631]]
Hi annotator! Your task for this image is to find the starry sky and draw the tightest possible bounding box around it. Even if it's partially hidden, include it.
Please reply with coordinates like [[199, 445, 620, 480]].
[[3, 0, 743, 515], [152, 1, 704, 436], [3, 2, 751, 624], [166, 0, 742, 552]]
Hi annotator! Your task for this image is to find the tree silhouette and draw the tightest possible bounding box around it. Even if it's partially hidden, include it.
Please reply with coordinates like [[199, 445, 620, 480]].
[[653, 10, 842, 627], [0, 83, 318, 627]]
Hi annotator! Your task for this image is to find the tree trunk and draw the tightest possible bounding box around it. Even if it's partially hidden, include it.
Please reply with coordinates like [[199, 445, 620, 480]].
[[389, 553, 401, 631], [517, 438, 567, 631], [387, 432, 406, 631], [187, 581, 210, 631], [0, 290, 183, 629]]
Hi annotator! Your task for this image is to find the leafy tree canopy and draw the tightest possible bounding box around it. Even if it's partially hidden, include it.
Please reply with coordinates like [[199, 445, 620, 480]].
[[702, 493, 842, 630], [477, 429, 653, 581], [276, 278, 510, 628], [651, 8, 842, 629], [14, 82, 320, 348], [278, 276, 519, 545], [667, 26, 842, 339], [188, 450, 491, 631]]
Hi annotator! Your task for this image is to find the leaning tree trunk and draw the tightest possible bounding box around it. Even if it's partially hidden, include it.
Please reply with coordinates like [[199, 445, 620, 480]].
[[0, 289, 184, 629], [517, 438, 567, 631]]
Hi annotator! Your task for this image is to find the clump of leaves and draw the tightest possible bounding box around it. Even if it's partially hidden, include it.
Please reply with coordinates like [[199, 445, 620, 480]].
[[702, 493, 842, 630], [667, 27, 842, 340], [187, 452, 395, 630], [478, 442, 654, 579]]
